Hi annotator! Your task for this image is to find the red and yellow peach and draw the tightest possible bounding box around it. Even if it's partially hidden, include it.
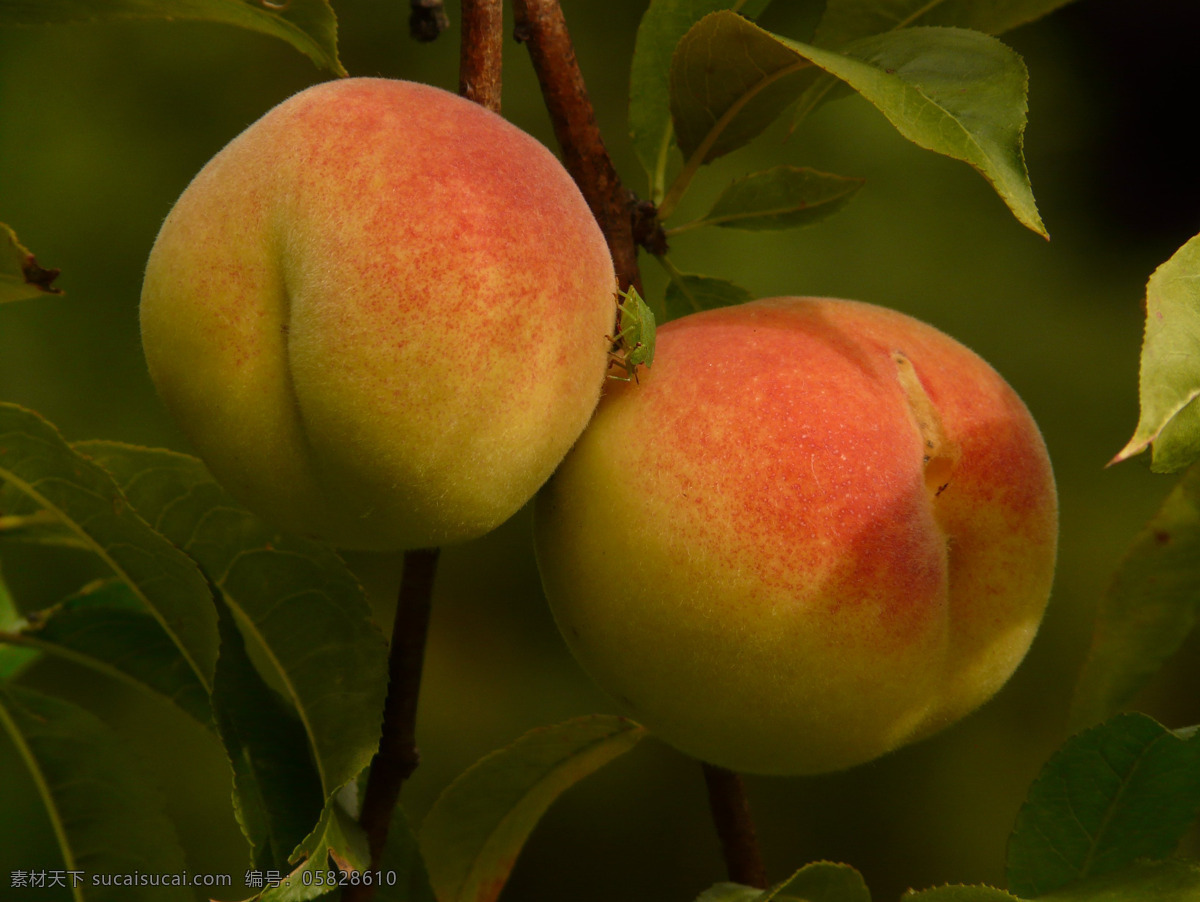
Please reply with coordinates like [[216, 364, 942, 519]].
[[141, 78, 615, 550], [534, 297, 1057, 775]]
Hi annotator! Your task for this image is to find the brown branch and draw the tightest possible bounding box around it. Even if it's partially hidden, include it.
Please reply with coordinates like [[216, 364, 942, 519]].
[[346, 548, 440, 902], [510, 0, 642, 294], [409, 0, 450, 42], [702, 762, 768, 889], [459, 0, 503, 112], [633, 199, 669, 258]]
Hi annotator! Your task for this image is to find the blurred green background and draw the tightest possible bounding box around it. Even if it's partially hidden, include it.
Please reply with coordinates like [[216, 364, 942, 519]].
[[3, 1, 1200, 899]]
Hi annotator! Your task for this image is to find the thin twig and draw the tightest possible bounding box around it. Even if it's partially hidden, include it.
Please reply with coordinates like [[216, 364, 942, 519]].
[[346, 548, 440, 902], [702, 762, 768, 888], [511, 0, 643, 294], [459, 0, 503, 112]]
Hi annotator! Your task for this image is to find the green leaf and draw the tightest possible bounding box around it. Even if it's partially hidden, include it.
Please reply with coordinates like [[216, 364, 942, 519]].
[[903, 887, 1022, 902], [0, 685, 190, 901], [675, 166, 864, 233], [0, 565, 39, 681], [0, 0, 345, 75], [698, 862, 871, 902], [213, 593, 325, 873], [668, 13, 1045, 236], [262, 799, 370, 901], [1070, 463, 1200, 728], [74, 441, 387, 801], [695, 885, 765, 902], [795, 0, 1076, 129], [629, 0, 772, 199], [813, 0, 1079, 49], [0, 503, 89, 548], [1111, 233, 1200, 472], [663, 270, 754, 320], [420, 715, 646, 902], [792, 25, 1044, 237], [375, 808, 437, 902], [796, 0, 1074, 137], [1039, 859, 1200, 902], [1006, 713, 1200, 898], [770, 861, 871, 902], [0, 404, 219, 691], [1, 222, 61, 304], [2, 579, 213, 724], [669, 11, 816, 168]]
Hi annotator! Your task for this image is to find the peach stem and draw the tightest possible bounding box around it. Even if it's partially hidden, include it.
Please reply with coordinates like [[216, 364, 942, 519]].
[[348, 548, 440, 902], [703, 763, 769, 888]]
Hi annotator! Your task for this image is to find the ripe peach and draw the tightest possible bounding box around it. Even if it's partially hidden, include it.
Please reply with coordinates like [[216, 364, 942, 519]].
[[534, 298, 1057, 775], [140, 78, 615, 551]]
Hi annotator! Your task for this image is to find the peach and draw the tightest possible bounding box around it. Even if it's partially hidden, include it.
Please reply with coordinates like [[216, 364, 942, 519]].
[[533, 298, 1057, 775], [140, 78, 615, 551]]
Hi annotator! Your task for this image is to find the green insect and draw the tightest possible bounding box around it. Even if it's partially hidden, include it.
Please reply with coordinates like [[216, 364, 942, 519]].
[[607, 285, 656, 382]]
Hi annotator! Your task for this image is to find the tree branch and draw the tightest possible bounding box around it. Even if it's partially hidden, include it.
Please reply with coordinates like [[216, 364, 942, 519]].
[[459, 0, 503, 112], [346, 548, 440, 902], [702, 762, 768, 888], [511, 0, 642, 294]]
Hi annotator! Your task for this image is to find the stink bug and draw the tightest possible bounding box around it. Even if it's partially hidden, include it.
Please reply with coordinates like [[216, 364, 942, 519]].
[[607, 285, 656, 382]]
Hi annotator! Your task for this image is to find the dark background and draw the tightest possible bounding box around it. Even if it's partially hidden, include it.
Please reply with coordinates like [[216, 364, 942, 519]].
[[3, 1, 1199, 899]]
